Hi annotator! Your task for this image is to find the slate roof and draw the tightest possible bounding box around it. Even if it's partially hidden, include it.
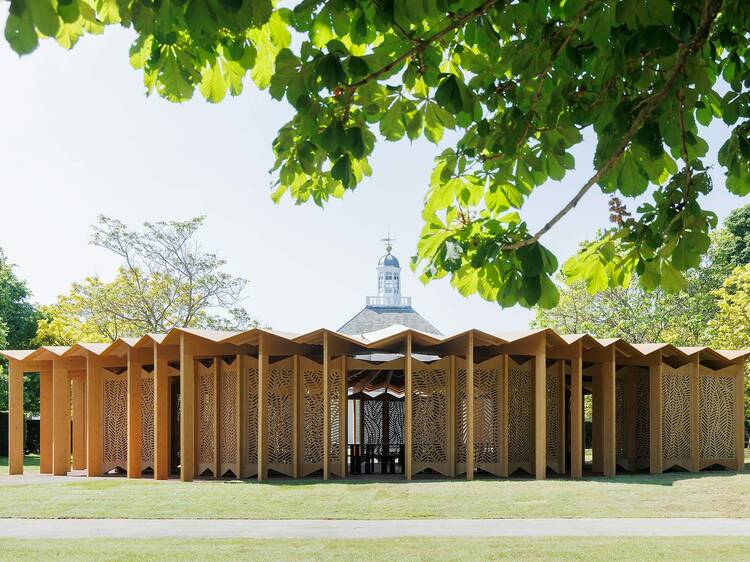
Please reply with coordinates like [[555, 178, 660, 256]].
[[338, 305, 441, 336]]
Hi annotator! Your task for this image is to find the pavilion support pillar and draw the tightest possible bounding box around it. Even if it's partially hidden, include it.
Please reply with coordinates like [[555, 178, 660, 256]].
[[127, 349, 142, 478], [601, 347, 616, 477], [533, 335, 547, 479], [8, 361, 24, 475], [180, 334, 196, 482], [292, 354, 300, 479], [499, 354, 509, 477], [52, 361, 70, 476], [690, 355, 700, 473], [448, 355, 456, 478], [339, 355, 347, 479], [570, 341, 583, 478], [39, 367, 53, 474], [465, 333, 474, 481], [404, 332, 413, 480], [71, 376, 86, 470], [258, 334, 269, 482], [86, 355, 102, 477], [213, 357, 221, 478], [649, 351, 663, 474], [154, 344, 170, 480], [735, 361, 745, 472]]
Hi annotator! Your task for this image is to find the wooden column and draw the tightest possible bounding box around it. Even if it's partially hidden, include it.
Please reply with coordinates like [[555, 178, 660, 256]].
[[52, 361, 70, 476], [213, 357, 220, 478], [339, 355, 347, 478], [258, 334, 269, 481], [154, 344, 169, 480], [236, 353, 245, 479], [533, 335, 547, 479], [8, 361, 24, 475], [71, 376, 86, 470], [649, 351, 663, 474], [465, 332, 474, 481], [570, 341, 583, 478], [127, 349, 142, 478], [735, 361, 745, 472], [86, 355, 102, 477], [690, 355, 700, 473], [448, 354, 456, 477], [499, 354, 509, 477], [322, 333, 330, 481], [601, 347, 616, 477], [292, 354, 300, 479], [39, 368, 53, 474], [180, 334, 196, 482], [404, 333, 413, 480]]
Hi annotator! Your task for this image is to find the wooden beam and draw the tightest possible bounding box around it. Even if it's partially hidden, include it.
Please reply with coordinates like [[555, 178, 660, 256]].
[[8, 361, 24, 475], [448, 355, 456, 478], [39, 368, 52, 474], [154, 343, 169, 480], [690, 355, 700, 473], [499, 354, 509, 477], [404, 332, 413, 480], [292, 354, 300, 479], [570, 341, 583, 479], [601, 347, 616, 477], [127, 349, 142, 478], [180, 334, 196, 482], [258, 334, 269, 481], [466, 332, 474, 481], [52, 361, 70, 476], [735, 361, 745, 472], [86, 355, 102, 477], [649, 351, 663, 474], [533, 335, 546, 479], [71, 376, 86, 470], [339, 355, 347, 478], [322, 333, 330, 481]]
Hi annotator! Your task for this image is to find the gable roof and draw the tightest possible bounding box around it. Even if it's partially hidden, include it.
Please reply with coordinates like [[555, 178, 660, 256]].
[[338, 305, 441, 336]]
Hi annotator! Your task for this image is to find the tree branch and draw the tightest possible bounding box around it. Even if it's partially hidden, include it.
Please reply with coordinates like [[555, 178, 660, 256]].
[[501, 0, 723, 252]]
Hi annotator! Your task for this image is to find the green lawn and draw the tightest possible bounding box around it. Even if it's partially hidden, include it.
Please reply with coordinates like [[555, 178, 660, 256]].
[[0, 537, 748, 561]]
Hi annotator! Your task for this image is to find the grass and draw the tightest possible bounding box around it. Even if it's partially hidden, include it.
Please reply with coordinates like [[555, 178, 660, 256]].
[[0, 537, 748, 561]]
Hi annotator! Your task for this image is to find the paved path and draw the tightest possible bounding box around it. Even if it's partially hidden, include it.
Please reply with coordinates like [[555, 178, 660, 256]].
[[1, 518, 749, 539]]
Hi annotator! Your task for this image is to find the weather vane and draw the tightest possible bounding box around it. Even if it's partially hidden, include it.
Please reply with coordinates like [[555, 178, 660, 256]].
[[381, 232, 395, 254]]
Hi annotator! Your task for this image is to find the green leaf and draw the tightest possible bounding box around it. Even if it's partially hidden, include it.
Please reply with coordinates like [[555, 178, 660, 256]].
[[5, 10, 39, 55], [537, 274, 560, 309], [661, 262, 688, 293], [317, 53, 345, 91], [29, 0, 60, 37], [199, 61, 228, 103], [331, 155, 354, 189]]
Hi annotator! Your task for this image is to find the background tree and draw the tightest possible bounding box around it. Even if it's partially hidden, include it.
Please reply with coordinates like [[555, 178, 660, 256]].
[[36, 216, 255, 345], [5, 0, 750, 309]]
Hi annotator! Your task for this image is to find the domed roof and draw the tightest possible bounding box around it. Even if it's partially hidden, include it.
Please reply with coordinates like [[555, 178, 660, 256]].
[[378, 252, 400, 267]]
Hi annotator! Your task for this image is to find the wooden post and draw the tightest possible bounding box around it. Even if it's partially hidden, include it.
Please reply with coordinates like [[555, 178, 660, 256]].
[[52, 361, 70, 476], [533, 334, 547, 479], [71, 376, 86, 470], [465, 332, 474, 481], [237, 353, 245, 479], [690, 355, 700, 473], [86, 355, 102, 477], [39, 368, 53, 474], [292, 354, 300, 479], [499, 354, 509, 477], [8, 361, 24, 475], [649, 351, 663, 474], [127, 349, 142, 478], [258, 334, 269, 481], [404, 332, 413, 480], [213, 357, 221, 478], [154, 344, 169, 480], [180, 334, 196, 482], [570, 341, 583, 478], [736, 361, 745, 472], [322, 333, 330, 481], [601, 347, 616, 477], [448, 354, 456, 478], [339, 355, 347, 478]]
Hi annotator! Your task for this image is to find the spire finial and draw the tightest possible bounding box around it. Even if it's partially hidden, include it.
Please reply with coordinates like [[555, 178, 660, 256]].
[[381, 232, 395, 254]]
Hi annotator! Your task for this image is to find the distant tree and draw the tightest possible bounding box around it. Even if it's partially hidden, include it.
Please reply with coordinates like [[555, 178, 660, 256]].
[[36, 216, 255, 344]]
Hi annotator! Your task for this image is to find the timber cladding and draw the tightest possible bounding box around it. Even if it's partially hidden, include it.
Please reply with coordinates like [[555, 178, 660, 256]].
[[2, 327, 747, 480]]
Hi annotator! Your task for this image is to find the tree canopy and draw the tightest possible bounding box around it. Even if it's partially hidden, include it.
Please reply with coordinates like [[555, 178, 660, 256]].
[[5, 0, 750, 309], [36, 216, 255, 344]]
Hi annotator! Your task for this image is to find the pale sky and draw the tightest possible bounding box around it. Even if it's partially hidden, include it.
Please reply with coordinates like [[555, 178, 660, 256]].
[[1, 21, 746, 336]]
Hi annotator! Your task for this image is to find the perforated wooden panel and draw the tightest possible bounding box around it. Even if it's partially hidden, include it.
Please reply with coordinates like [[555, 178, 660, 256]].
[[508, 357, 533, 474], [412, 358, 449, 475], [242, 356, 259, 478], [301, 357, 324, 476], [475, 357, 501, 476], [197, 362, 215, 475], [102, 371, 127, 473], [140, 371, 154, 471], [268, 358, 293, 476], [634, 373, 650, 469], [615, 376, 625, 463], [699, 367, 736, 466], [328, 359, 343, 477], [219, 359, 238, 477], [545, 361, 561, 472], [661, 364, 692, 469], [455, 358, 467, 474]]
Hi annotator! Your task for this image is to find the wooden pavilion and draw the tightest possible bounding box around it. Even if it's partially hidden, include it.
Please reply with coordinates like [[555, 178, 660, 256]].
[[3, 325, 747, 481]]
